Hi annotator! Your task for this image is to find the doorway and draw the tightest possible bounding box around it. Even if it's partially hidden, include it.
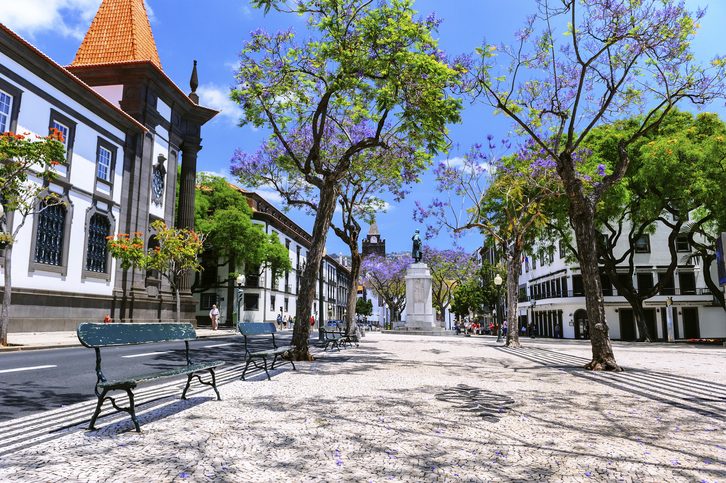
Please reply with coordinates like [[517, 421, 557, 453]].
[[573, 309, 588, 339]]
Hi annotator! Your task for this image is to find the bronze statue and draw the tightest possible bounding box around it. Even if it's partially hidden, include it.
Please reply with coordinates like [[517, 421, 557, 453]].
[[411, 229, 423, 263]]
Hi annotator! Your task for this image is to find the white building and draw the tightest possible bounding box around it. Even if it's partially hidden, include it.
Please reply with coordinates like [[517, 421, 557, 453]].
[[0, 0, 216, 331], [192, 188, 351, 327], [516, 221, 726, 340]]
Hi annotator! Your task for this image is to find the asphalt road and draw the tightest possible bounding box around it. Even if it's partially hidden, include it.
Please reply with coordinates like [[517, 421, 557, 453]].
[[0, 334, 296, 422]]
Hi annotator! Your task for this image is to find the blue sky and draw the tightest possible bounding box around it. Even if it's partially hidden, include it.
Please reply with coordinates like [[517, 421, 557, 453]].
[[2, 0, 725, 257]]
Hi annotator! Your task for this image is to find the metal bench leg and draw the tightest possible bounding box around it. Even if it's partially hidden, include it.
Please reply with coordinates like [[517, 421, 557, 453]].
[[241, 358, 252, 380], [270, 354, 278, 370], [126, 388, 140, 432], [209, 368, 221, 400], [88, 388, 109, 430], [181, 374, 194, 400], [262, 357, 271, 381]]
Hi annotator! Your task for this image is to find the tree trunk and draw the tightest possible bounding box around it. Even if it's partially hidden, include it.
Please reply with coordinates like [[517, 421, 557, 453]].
[[629, 295, 653, 342], [174, 285, 181, 323], [1, 245, 12, 346], [345, 247, 362, 338], [292, 182, 338, 360], [570, 200, 623, 371], [505, 247, 521, 348]]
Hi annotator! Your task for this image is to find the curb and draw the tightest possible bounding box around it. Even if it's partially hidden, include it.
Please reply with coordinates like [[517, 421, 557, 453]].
[[0, 331, 236, 353]]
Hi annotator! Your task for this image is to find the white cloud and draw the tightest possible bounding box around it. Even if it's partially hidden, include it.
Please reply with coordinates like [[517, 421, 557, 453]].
[[1, 0, 100, 39], [197, 84, 244, 127], [1, 0, 156, 40], [443, 157, 466, 168]]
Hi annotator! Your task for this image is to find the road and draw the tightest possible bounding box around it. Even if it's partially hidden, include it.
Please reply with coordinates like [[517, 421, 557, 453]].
[[0, 332, 308, 456]]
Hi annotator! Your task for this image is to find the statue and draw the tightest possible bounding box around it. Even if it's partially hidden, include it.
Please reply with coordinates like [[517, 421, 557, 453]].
[[411, 229, 423, 263]]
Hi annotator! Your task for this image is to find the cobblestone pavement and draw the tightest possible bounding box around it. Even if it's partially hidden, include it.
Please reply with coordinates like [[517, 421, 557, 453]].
[[0, 334, 724, 482]]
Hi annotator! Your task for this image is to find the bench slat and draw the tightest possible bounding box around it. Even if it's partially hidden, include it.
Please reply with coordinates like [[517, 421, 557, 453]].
[[238, 322, 276, 336], [77, 322, 197, 347], [98, 360, 225, 389]]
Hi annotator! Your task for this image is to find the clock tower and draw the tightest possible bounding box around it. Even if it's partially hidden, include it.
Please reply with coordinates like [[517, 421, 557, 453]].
[[362, 220, 386, 258]]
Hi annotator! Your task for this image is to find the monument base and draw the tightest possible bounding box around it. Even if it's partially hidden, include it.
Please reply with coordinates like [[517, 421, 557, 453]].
[[405, 262, 436, 330]]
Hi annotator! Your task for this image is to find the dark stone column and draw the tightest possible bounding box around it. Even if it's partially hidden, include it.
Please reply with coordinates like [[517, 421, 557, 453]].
[[176, 140, 201, 293], [177, 141, 200, 230]]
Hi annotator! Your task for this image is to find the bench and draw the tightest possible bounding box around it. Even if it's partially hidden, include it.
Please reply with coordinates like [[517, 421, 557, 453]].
[[238, 322, 296, 380], [77, 322, 224, 432], [320, 327, 345, 351], [321, 326, 360, 350]]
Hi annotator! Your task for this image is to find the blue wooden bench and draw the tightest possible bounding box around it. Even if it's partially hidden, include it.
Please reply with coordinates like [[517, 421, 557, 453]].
[[238, 322, 296, 380], [77, 322, 224, 432]]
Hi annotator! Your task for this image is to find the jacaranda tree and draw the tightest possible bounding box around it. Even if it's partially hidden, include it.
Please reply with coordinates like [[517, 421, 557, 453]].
[[422, 246, 478, 325], [416, 141, 560, 348], [459, 0, 726, 369], [231, 0, 461, 360], [361, 255, 411, 326]]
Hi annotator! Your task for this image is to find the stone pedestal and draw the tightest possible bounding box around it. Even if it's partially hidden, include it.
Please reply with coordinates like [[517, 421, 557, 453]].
[[404, 262, 436, 330]]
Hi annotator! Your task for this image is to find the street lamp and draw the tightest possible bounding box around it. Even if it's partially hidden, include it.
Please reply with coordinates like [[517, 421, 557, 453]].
[[494, 274, 503, 343], [235, 274, 245, 327]]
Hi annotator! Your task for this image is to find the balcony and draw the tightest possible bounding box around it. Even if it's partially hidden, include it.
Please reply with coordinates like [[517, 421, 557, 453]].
[[518, 287, 712, 303]]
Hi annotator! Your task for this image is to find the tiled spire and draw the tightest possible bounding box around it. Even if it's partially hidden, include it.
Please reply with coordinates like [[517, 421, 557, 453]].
[[71, 0, 162, 69]]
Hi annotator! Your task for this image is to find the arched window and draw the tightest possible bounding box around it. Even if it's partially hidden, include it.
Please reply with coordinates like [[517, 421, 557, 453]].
[[34, 203, 66, 266], [86, 213, 110, 273]]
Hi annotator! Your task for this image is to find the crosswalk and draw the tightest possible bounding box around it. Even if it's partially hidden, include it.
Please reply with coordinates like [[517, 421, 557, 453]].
[[0, 360, 286, 457]]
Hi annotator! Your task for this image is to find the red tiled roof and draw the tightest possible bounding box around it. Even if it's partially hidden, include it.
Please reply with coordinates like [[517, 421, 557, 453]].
[[71, 0, 162, 69]]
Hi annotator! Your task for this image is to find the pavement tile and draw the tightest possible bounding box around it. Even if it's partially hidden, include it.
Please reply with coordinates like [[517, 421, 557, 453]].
[[0, 333, 724, 482]]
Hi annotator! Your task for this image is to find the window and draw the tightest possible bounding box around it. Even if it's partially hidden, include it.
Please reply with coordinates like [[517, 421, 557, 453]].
[[678, 272, 696, 295], [658, 272, 675, 295], [558, 239, 566, 259], [86, 214, 110, 273], [675, 235, 690, 253], [572, 274, 584, 296], [636, 273, 654, 292], [51, 120, 69, 149], [0, 90, 12, 132], [201, 293, 218, 310], [48, 110, 76, 174], [96, 145, 112, 181], [34, 203, 66, 266], [634, 235, 651, 253], [284, 297, 289, 312], [270, 295, 276, 312], [243, 293, 259, 311]]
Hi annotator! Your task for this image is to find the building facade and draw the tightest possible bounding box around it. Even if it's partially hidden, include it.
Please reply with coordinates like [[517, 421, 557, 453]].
[[0, 0, 216, 331], [192, 187, 351, 327], [515, 222, 726, 340]]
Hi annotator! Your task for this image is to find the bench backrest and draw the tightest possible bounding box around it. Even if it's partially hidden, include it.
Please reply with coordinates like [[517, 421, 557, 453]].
[[238, 322, 276, 336], [77, 322, 197, 348]]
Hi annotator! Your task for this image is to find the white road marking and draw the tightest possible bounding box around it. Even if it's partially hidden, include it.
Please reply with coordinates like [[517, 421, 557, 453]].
[[0, 365, 57, 374], [202, 343, 235, 348], [122, 351, 172, 358]]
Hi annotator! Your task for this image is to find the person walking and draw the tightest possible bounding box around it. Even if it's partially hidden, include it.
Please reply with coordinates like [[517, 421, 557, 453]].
[[276, 312, 283, 330], [209, 304, 220, 331]]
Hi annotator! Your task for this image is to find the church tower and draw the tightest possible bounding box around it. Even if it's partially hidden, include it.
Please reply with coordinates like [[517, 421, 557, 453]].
[[66, 0, 217, 322], [362, 220, 386, 258]]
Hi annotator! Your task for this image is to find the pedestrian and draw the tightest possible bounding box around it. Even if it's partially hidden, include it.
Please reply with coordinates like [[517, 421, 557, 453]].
[[502, 320, 508, 336], [310, 314, 315, 327], [209, 304, 220, 331], [554, 322, 560, 338], [103, 314, 112, 324], [276, 312, 283, 330], [454, 322, 461, 335], [529, 323, 536, 339], [521, 324, 527, 336]]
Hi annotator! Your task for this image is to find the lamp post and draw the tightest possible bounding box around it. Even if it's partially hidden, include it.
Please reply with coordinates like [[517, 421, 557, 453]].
[[235, 274, 246, 327], [494, 273, 503, 343], [665, 296, 674, 342]]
